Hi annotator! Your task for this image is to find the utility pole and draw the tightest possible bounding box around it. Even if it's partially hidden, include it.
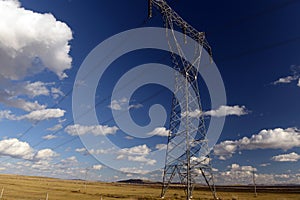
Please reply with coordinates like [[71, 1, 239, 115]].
[[84, 167, 90, 193], [252, 169, 257, 197]]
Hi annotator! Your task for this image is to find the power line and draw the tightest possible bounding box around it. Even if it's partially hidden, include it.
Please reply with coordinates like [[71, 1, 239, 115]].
[[2, 1, 300, 176]]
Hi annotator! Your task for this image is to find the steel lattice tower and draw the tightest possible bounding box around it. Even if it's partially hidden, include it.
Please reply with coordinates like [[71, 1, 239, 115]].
[[148, 1, 217, 199]]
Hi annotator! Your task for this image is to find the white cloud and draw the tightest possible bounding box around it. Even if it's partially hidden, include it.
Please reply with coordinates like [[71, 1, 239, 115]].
[[205, 105, 248, 117], [216, 163, 257, 184], [224, 163, 256, 174], [109, 97, 142, 111], [0, 93, 46, 111], [92, 164, 102, 170], [47, 124, 63, 131], [191, 156, 210, 165], [75, 148, 87, 153], [90, 148, 112, 155], [260, 163, 270, 167], [18, 108, 65, 121], [272, 152, 300, 162], [273, 76, 297, 84], [128, 155, 156, 165], [0, 138, 58, 161], [213, 140, 238, 160], [22, 81, 50, 97], [42, 134, 57, 140], [65, 124, 118, 136], [128, 104, 143, 109], [272, 66, 300, 86], [0, 108, 65, 122], [34, 149, 58, 160], [117, 144, 155, 166], [109, 99, 122, 110], [119, 144, 151, 156], [0, 138, 34, 160], [214, 127, 300, 159], [0, 0, 72, 117], [0, 0, 72, 80], [238, 128, 300, 150], [75, 147, 112, 155], [0, 110, 16, 120], [51, 87, 64, 99], [120, 167, 149, 175], [147, 127, 169, 137], [60, 156, 78, 165], [0, 79, 56, 112], [182, 109, 202, 118]]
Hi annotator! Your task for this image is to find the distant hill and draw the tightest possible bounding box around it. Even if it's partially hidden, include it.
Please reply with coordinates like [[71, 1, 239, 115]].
[[117, 179, 161, 185]]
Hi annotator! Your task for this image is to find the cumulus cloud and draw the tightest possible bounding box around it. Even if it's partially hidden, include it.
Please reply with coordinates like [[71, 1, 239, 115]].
[[0, 138, 58, 161], [182, 109, 202, 118], [75, 148, 87, 153], [109, 97, 142, 111], [34, 149, 58, 160], [0, 138, 34, 160], [215, 163, 257, 184], [42, 134, 57, 140], [92, 164, 102, 170], [238, 128, 300, 150], [0, 79, 65, 112], [18, 108, 65, 121], [21, 81, 50, 97], [117, 144, 156, 165], [272, 65, 300, 86], [147, 127, 169, 137], [205, 105, 248, 117], [214, 127, 300, 160], [0, 0, 72, 80], [51, 87, 64, 99], [65, 124, 118, 136], [119, 167, 149, 175], [213, 140, 238, 160], [182, 105, 248, 118], [75, 147, 112, 156], [0, 0, 71, 116], [273, 76, 297, 84], [47, 124, 63, 131], [60, 156, 78, 166], [128, 155, 156, 165], [90, 148, 112, 155], [272, 152, 300, 162], [0, 110, 16, 120], [0, 92, 46, 112], [119, 144, 150, 156], [260, 163, 270, 167], [229, 163, 257, 172], [0, 108, 65, 121]]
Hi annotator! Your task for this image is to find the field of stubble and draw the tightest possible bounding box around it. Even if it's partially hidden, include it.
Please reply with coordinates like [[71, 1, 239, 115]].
[[0, 174, 299, 200]]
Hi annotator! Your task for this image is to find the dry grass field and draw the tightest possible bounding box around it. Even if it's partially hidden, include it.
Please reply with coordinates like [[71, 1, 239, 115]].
[[0, 174, 299, 200]]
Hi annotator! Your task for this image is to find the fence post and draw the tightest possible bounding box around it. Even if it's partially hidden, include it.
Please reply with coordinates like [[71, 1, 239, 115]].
[[0, 187, 4, 199]]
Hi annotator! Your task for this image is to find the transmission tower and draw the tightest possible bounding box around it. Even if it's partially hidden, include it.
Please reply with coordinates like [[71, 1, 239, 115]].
[[148, 1, 217, 199]]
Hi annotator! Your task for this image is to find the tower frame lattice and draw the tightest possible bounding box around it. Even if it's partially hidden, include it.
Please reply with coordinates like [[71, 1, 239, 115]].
[[148, 1, 217, 199]]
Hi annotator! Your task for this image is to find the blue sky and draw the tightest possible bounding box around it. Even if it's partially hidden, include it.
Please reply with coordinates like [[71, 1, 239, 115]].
[[0, 0, 299, 184]]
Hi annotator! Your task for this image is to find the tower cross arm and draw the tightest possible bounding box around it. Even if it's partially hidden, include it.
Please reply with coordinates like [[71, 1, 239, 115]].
[[149, 0, 212, 58]]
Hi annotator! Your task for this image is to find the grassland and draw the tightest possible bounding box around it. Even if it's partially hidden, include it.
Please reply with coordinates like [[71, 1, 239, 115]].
[[0, 174, 299, 200]]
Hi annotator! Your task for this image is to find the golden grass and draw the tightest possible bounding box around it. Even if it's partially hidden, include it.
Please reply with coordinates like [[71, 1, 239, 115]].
[[0, 174, 299, 200]]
